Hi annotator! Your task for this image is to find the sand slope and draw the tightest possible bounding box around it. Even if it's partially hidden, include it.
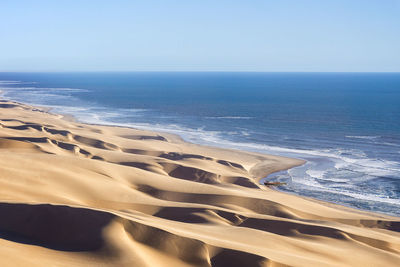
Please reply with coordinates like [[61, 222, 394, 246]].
[[0, 100, 399, 266]]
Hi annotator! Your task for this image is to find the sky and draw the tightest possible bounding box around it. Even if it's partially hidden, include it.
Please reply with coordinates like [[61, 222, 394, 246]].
[[1, 0, 399, 72]]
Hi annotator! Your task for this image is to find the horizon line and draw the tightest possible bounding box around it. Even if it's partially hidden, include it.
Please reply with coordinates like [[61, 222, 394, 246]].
[[1, 70, 399, 74]]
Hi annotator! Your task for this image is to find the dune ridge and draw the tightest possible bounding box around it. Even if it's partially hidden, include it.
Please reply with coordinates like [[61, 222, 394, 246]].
[[0, 100, 399, 266]]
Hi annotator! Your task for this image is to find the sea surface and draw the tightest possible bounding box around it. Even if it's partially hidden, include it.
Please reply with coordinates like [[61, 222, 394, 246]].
[[1, 72, 399, 216]]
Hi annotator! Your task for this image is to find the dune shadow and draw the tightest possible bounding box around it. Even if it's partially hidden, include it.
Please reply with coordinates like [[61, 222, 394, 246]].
[[153, 207, 211, 223], [0, 104, 19, 108], [120, 135, 167, 141], [0, 203, 114, 251], [211, 248, 267, 267]]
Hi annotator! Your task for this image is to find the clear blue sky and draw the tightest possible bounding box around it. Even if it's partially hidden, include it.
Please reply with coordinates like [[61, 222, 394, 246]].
[[1, 0, 399, 72]]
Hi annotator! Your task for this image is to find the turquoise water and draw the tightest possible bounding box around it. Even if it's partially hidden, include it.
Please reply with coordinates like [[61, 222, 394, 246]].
[[1, 72, 399, 216]]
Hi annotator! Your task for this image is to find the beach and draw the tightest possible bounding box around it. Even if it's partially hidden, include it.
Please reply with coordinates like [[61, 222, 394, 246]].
[[0, 99, 399, 266], [3, 72, 400, 217]]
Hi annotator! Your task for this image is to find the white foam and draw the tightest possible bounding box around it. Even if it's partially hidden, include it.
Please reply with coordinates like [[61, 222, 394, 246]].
[[334, 156, 400, 177], [241, 131, 250, 136], [317, 187, 400, 205], [206, 116, 253, 119], [346, 135, 380, 140], [0, 80, 23, 85], [0, 85, 89, 93], [306, 169, 326, 179]]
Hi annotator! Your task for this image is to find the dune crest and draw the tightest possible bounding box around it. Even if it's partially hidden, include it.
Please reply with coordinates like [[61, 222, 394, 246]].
[[0, 100, 399, 266]]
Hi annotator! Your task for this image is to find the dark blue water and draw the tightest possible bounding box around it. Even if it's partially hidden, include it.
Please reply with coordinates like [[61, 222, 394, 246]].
[[1, 72, 399, 216]]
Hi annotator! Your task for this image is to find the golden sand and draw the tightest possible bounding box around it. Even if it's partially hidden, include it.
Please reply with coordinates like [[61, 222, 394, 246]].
[[0, 100, 399, 266]]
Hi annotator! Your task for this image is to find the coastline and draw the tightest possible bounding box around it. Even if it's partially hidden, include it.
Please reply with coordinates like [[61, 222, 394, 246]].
[[0, 99, 399, 266], [2, 74, 400, 217]]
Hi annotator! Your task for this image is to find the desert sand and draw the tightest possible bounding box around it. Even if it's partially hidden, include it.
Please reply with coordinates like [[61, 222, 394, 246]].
[[0, 99, 399, 266]]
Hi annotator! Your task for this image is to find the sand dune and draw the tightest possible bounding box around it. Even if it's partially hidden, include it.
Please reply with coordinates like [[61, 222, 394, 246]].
[[0, 100, 399, 266]]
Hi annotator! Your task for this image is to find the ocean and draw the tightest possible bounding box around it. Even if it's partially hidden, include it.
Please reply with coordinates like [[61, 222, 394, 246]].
[[1, 72, 399, 216]]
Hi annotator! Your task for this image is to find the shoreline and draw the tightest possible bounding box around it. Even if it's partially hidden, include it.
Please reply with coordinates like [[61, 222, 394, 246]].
[[5, 98, 397, 218], [2, 83, 400, 217], [2, 98, 307, 180], [1, 98, 399, 218], [0, 99, 399, 266]]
